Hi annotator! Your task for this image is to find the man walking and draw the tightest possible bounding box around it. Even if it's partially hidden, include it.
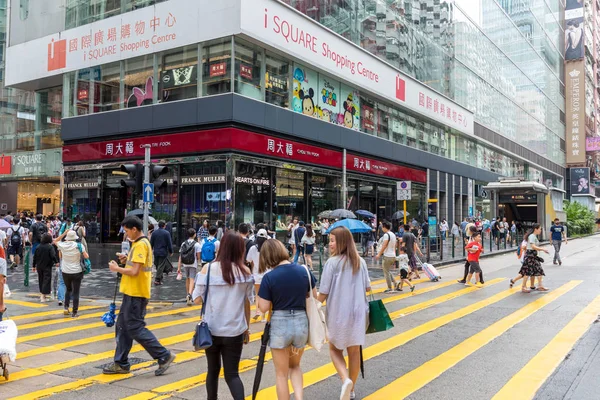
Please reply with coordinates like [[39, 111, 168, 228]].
[[550, 218, 567, 265], [376, 221, 398, 293], [149, 220, 173, 286], [400, 224, 423, 280], [104, 216, 175, 376], [29, 214, 47, 259]]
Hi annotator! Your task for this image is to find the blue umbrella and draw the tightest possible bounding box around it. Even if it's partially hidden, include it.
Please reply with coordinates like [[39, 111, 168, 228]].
[[326, 219, 373, 234], [102, 275, 121, 328], [355, 210, 375, 219]]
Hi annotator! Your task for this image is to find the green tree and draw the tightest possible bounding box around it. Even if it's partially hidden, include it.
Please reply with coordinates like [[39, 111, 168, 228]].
[[564, 201, 596, 235]]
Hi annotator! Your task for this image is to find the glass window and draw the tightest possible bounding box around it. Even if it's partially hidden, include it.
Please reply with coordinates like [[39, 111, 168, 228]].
[[361, 96, 376, 135], [202, 38, 232, 96], [310, 174, 341, 224], [36, 86, 63, 150], [77, 62, 121, 113], [124, 55, 154, 108], [274, 168, 305, 242], [377, 103, 390, 140], [406, 115, 417, 148], [158, 45, 198, 103], [234, 162, 272, 229], [265, 53, 289, 108], [317, 74, 341, 124], [391, 110, 406, 145], [234, 39, 262, 100], [292, 63, 318, 117]]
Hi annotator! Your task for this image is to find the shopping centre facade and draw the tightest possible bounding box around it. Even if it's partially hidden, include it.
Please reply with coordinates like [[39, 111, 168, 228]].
[[2, 0, 566, 243]]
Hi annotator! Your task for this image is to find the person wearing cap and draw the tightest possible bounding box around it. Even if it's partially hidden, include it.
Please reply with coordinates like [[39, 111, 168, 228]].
[[246, 228, 270, 320], [54, 229, 89, 318]]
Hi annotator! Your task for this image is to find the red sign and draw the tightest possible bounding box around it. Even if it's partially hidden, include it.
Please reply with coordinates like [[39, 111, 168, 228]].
[[0, 156, 11, 175], [209, 62, 227, 77], [62, 128, 426, 183], [47, 39, 66, 71], [347, 154, 426, 182], [395, 75, 405, 101], [240, 64, 253, 80]]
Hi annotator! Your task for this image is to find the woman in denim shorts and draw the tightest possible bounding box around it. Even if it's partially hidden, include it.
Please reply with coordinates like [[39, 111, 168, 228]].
[[258, 239, 317, 400]]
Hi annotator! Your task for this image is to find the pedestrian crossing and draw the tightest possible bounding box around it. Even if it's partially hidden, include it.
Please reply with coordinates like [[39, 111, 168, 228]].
[[3, 272, 599, 400]]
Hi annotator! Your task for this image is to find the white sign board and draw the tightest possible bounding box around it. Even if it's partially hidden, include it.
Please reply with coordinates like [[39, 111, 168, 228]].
[[240, 0, 474, 136], [5, 0, 241, 86], [396, 181, 412, 201]]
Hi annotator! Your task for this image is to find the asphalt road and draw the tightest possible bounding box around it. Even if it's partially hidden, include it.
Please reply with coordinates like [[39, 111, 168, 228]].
[[2, 234, 600, 399]]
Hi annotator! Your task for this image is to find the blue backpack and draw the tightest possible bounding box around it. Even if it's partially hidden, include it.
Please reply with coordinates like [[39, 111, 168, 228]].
[[201, 237, 217, 262]]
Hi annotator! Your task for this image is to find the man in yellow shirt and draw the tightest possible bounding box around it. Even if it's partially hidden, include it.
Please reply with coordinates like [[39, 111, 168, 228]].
[[103, 216, 175, 376]]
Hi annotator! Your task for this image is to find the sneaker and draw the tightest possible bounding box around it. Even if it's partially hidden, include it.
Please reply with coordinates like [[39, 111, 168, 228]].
[[480, 280, 485, 285], [155, 352, 176, 376], [383, 289, 392, 293], [350, 391, 356, 400], [457, 279, 466, 284], [186, 294, 192, 306], [102, 363, 130, 375], [40, 295, 46, 303], [410, 285, 416, 293], [475, 282, 484, 288], [341, 378, 353, 400], [63, 308, 70, 316], [559, 261, 562, 266], [58, 301, 63, 307], [72, 312, 79, 318]]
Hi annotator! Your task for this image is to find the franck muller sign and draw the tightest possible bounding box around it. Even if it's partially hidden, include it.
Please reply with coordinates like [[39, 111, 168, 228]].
[[181, 175, 225, 185]]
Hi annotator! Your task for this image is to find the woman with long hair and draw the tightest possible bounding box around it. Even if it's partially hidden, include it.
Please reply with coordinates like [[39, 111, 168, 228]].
[[301, 224, 316, 270], [193, 232, 254, 400], [257, 239, 317, 400], [519, 224, 549, 293], [246, 229, 271, 320], [317, 226, 371, 400], [33, 233, 59, 302], [197, 219, 210, 241]]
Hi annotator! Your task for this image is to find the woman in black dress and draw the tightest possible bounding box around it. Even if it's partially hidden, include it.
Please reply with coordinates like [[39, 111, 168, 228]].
[[519, 224, 549, 293], [33, 233, 59, 302]]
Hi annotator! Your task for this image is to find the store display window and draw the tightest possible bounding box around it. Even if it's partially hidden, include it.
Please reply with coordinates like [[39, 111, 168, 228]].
[[159, 45, 198, 103], [274, 168, 305, 242], [265, 52, 289, 108], [124, 55, 155, 108], [234, 39, 262, 101], [310, 174, 341, 224], [202, 38, 232, 96], [234, 162, 272, 228]]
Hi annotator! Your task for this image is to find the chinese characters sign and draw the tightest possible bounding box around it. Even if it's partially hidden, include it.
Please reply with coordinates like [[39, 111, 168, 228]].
[[565, 61, 586, 165], [585, 137, 600, 151]]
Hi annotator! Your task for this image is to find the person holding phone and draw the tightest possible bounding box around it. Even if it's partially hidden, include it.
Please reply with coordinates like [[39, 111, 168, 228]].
[[193, 231, 254, 400]]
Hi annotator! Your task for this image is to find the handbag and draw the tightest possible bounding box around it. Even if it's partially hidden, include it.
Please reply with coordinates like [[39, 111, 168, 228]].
[[192, 262, 213, 350], [302, 264, 327, 352], [366, 289, 394, 334], [76, 243, 91, 275]]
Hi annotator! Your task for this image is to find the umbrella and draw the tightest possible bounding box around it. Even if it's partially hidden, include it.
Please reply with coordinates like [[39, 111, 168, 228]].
[[326, 219, 372, 234], [102, 275, 121, 327], [0, 219, 10, 229], [148, 216, 158, 225], [392, 210, 410, 220], [126, 209, 153, 217], [360, 345, 365, 379], [317, 210, 333, 219], [252, 316, 272, 400], [355, 210, 375, 219], [329, 209, 357, 219]]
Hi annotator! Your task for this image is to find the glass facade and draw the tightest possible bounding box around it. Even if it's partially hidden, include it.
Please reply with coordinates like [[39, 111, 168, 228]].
[[65, 0, 169, 29], [283, 0, 565, 166], [59, 37, 554, 181]]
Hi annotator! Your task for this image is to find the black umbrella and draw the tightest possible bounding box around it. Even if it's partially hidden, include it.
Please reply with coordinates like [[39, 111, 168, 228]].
[[391, 210, 410, 220], [360, 345, 365, 378], [329, 209, 357, 219], [317, 210, 333, 219], [127, 209, 153, 218], [355, 209, 375, 219], [252, 317, 272, 400]]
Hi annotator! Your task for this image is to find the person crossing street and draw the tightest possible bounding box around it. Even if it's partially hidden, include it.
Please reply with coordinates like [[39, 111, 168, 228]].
[[150, 220, 173, 286], [550, 218, 567, 265]]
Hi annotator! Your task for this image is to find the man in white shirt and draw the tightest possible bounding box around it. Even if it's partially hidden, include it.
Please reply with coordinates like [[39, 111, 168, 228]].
[[376, 221, 398, 293], [287, 217, 299, 255], [6, 222, 25, 269], [177, 228, 202, 306]]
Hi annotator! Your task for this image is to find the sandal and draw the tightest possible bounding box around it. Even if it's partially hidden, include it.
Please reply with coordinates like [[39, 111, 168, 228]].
[[521, 288, 531, 293], [537, 287, 549, 292], [509, 279, 514, 288]]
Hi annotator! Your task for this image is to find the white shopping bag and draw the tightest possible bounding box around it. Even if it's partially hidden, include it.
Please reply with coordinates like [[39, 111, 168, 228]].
[[2, 283, 10, 298], [0, 319, 18, 361]]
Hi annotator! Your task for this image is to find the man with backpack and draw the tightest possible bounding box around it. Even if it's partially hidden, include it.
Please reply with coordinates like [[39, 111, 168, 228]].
[[7, 220, 25, 269], [29, 214, 48, 259], [200, 226, 220, 266], [238, 223, 255, 265], [177, 228, 202, 306], [292, 221, 306, 263]]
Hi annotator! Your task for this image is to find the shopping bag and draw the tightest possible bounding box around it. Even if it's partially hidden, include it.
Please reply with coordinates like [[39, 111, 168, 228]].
[[366, 292, 394, 334]]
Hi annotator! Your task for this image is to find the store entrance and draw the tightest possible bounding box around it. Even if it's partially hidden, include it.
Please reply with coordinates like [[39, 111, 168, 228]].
[[103, 188, 128, 243]]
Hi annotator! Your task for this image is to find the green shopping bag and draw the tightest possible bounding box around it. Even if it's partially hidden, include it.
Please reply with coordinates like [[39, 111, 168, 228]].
[[366, 291, 394, 334]]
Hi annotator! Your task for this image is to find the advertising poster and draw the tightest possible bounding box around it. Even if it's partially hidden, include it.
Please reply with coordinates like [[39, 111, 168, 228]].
[[570, 167, 590, 194], [317, 74, 341, 124], [565, 1, 584, 61], [292, 63, 318, 118], [565, 60, 586, 165], [339, 84, 360, 130], [362, 104, 375, 131]]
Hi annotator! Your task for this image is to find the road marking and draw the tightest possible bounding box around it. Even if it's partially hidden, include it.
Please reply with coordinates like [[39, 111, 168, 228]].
[[492, 293, 600, 400], [4, 299, 48, 308], [251, 283, 519, 399], [8, 306, 103, 321], [17, 305, 201, 340], [364, 280, 581, 400]]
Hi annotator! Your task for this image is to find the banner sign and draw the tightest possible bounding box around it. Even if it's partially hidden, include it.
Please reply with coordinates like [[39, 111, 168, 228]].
[[62, 127, 427, 183], [585, 137, 600, 152], [565, 61, 586, 165]]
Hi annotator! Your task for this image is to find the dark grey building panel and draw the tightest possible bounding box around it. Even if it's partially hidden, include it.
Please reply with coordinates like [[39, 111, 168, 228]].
[[120, 107, 152, 134], [197, 95, 233, 124], [153, 99, 197, 130]]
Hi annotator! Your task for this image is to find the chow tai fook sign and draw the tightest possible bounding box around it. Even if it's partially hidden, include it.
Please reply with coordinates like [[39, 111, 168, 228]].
[[5, 0, 240, 86], [239, 0, 474, 136], [566, 61, 586, 165], [62, 128, 426, 183]]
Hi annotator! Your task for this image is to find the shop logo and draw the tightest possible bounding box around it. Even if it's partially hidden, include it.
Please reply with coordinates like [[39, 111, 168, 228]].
[[395, 75, 405, 101], [569, 69, 580, 78], [0, 155, 11, 175], [47, 39, 67, 71]]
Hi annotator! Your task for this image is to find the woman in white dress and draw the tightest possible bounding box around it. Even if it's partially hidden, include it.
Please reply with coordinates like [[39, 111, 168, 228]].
[[246, 229, 270, 320], [317, 226, 371, 400]]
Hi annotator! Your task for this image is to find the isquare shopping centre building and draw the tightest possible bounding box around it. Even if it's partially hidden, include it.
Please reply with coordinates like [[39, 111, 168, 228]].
[[2, 0, 568, 244]]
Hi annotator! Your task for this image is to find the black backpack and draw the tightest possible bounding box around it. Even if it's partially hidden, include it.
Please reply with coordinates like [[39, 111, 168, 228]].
[[180, 240, 197, 265], [10, 227, 22, 247], [34, 222, 47, 237]]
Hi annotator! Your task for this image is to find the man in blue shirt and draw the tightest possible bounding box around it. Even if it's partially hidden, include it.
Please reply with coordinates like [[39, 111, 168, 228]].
[[549, 218, 567, 265], [150, 220, 173, 285]]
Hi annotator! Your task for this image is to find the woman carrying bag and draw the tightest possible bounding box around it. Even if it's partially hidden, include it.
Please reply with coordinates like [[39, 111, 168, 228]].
[[55, 230, 89, 318], [33, 233, 59, 303], [317, 226, 371, 400], [257, 239, 317, 400], [192, 232, 254, 400]]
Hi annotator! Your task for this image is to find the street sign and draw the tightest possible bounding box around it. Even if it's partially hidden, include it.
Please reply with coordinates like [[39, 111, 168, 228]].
[[396, 181, 412, 200], [143, 183, 154, 203]]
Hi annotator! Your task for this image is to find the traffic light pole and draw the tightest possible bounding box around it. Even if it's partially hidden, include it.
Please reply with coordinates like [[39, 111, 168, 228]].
[[142, 144, 151, 236]]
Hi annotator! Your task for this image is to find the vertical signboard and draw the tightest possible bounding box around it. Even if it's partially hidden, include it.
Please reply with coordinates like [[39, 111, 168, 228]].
[[565, 0, 584, 61], [565, 61, 586, 165]]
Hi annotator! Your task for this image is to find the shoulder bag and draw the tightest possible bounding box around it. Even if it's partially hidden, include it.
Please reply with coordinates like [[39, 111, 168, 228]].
[[302, 264, 327, 352], [192, 263, 213, 350], [76, 242, 91, 275]]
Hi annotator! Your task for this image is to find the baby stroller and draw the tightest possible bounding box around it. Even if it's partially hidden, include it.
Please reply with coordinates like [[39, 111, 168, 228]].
[[0, 310, 18, 380]]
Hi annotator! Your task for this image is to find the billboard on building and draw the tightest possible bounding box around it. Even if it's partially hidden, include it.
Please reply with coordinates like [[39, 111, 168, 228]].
[[570, 167, 590, 194], [565, 60, 586, 165], [565, 0, 584, 61]]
